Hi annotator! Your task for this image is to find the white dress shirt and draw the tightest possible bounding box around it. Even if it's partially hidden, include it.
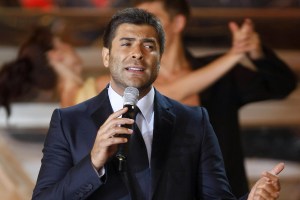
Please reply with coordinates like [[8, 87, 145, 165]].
[[108, 85, 155, 162]]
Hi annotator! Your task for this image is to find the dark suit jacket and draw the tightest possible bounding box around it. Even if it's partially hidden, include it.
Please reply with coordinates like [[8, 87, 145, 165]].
[[32, 88, 237, 200]]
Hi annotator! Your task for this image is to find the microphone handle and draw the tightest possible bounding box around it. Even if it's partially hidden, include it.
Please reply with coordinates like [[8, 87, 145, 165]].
[[116, 104, 135, 167]]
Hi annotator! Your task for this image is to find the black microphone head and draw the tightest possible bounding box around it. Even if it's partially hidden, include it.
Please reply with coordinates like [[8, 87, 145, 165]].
[[123, 87, 139, 106]]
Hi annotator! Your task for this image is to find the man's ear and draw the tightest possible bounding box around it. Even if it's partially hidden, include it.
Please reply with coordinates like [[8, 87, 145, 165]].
[[173, 14, 186, 33], [102, 47, 110, 68]]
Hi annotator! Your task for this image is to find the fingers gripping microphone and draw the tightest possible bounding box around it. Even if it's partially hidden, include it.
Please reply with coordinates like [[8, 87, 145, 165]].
[[116, 87, 139, 171]]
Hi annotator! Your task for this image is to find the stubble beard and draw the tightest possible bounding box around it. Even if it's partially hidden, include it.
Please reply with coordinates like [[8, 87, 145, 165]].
[[109, 55, 160, 95]]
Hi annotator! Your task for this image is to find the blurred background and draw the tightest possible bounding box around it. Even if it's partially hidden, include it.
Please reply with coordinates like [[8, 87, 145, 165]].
[[0, 0, 300, 199]]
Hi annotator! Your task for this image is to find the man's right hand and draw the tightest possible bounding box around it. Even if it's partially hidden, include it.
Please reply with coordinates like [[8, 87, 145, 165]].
[[90, 107, 134, 170]]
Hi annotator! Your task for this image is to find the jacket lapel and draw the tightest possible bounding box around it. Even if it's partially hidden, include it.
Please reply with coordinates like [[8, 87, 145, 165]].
[[90, 88, 114, 129], [150, 91, 175, 199]]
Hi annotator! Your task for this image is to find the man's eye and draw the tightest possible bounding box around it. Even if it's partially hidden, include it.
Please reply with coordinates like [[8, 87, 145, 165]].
[[121, 43, 130, 46], [145, 44, 154, 49]]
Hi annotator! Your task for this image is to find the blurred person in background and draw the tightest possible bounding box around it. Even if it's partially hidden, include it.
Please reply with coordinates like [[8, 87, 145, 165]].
[[0, 26, 97, 117], [123, 0, 296, 198]]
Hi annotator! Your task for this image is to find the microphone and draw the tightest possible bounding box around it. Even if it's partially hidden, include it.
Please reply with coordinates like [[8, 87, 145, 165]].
[[116, 87, 139, 170]]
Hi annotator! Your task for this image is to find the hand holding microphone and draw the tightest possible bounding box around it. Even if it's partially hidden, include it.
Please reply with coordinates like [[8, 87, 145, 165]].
[[90, 87, 139, 171], [116, 87, 139, 163]]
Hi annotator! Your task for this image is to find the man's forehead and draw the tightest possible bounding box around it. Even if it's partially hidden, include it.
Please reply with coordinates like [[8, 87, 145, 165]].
[[114, 23, 159, 41]]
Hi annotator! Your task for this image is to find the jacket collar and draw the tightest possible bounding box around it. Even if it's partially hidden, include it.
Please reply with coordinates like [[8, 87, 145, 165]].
[[151, 90, 175, 198], [90, 87, 113, 129]]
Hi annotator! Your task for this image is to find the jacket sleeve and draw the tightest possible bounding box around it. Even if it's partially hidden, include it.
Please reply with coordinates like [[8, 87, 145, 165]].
[[197, 107, 237, 200], [233, 46, 297, 106], [32, 109, 103, 200]]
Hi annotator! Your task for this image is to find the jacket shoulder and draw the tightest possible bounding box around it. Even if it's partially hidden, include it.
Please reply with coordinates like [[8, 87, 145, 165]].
[[161, 93, 210, 121]]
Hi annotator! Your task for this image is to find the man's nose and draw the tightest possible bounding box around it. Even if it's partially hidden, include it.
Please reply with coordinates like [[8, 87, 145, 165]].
[[131, 46, 143, 60]]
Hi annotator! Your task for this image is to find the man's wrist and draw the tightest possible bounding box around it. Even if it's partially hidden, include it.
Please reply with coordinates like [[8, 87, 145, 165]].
[[91, 160, 105, 178]]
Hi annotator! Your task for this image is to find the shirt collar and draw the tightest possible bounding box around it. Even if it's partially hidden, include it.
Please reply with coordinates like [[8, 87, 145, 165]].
[[108, 85, 154, 123]]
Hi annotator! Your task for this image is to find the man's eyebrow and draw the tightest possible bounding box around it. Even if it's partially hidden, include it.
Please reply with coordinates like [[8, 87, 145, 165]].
[[119, 37, 156, 43], [142, 38, 156, 44], [119, 37, 135, 42]]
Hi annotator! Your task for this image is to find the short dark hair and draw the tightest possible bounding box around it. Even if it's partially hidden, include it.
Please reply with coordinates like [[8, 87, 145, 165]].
[[132, 0, 191, 20], [102, 7, 165, 54]]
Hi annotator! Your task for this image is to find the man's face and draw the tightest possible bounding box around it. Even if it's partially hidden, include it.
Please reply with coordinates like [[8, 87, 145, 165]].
[[102, 23, 161, 96]]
